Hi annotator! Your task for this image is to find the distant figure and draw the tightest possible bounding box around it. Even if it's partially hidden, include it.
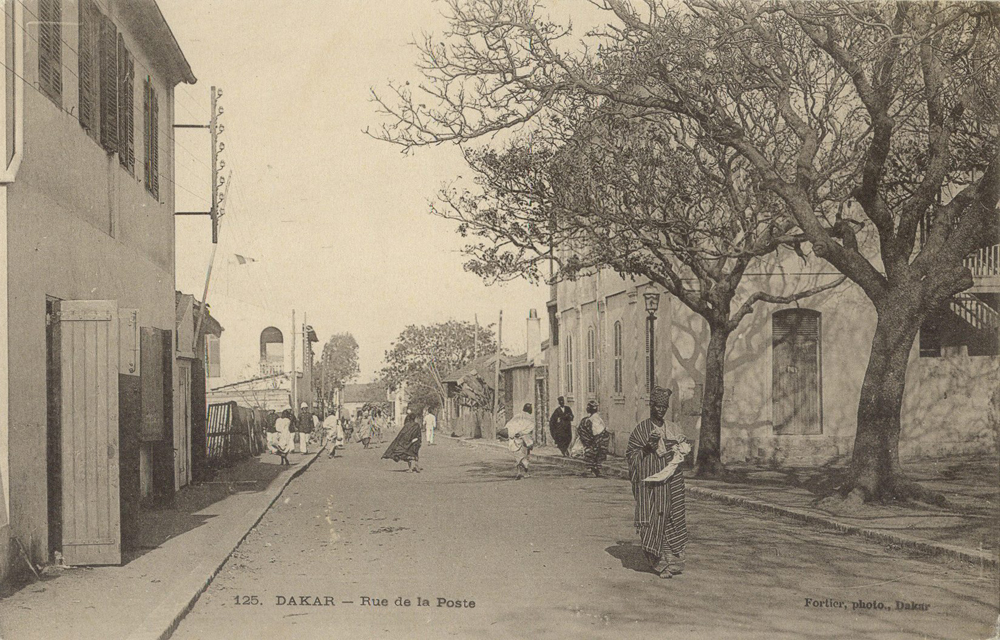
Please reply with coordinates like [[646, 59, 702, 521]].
[[273, 409, 293, 465], [577, 400, 609, 477], [423, 407, 437, 445], [382, 410, 422, 472], [358, 411, 375, 449], [342, 416, 354, 443], [506, 403, 535, 480], [549, 397, 574, 456], [324, 412, 345, 458], [266, 412, 280, 454], [626, 386, 689, 579], [297, 402, 315, 453]]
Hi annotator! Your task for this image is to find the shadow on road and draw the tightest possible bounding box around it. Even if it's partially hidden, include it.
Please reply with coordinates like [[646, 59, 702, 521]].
[[606, 542, 657, 575], [449, 458, 593, 484]]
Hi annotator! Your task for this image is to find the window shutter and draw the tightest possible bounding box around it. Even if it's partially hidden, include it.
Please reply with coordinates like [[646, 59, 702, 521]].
[[126, 59, 135, 170], [117, 37, 134, 172], [99, 14, 118, 152], [143, 77, 152, 192], [151, 88, 159, 198], [78, 0, 98, 133], [38, 0, 62, 104]]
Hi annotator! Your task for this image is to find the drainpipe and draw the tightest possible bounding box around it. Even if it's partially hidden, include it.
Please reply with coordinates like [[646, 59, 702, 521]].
[[0, 0, 25, 524]]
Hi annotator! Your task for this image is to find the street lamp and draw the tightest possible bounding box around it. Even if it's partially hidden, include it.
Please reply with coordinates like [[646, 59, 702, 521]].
[[644, 291, 660, 394]]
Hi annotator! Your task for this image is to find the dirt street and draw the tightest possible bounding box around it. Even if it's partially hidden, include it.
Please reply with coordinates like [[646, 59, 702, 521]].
[[172, 439, 997, 640]]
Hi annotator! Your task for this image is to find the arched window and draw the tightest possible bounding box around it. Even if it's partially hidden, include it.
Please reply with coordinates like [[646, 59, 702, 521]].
[[565, 334, 574, 394], [587, 327, 597, 394], [613, 321, 623, 394], [772, 309, 823, 435]]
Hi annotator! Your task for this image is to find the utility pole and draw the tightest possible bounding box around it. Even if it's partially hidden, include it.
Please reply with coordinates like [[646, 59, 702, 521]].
[[493, 310, 502, 427], [190, 86, 225, 356], [291, 309, 297, 415]]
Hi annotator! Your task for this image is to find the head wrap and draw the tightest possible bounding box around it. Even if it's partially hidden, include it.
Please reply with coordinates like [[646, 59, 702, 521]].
[[650, 386, 672, 406], [586, 399, 599, 413], [300, 402, 308, 409]]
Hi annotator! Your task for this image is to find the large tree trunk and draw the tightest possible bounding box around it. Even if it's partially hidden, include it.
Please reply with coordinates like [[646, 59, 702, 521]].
[[847, 295, 945, 505], [694, 324, 730, 477]]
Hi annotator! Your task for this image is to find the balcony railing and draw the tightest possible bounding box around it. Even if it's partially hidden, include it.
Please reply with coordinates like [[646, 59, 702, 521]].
[[965, 244, 1000, 278]]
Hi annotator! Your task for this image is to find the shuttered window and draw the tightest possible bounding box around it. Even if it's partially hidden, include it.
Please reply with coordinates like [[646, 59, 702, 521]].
[[38, 0, 62, 104], [78, 0, 100, 136], [566, 335, 574, 394], [772, 309, 822, 435], [586, 327, 596, 394], [144, 77, 159, 199], [613, 321, 623, 394], [117, 36, 134, 172], [98, 13, 118, 152]]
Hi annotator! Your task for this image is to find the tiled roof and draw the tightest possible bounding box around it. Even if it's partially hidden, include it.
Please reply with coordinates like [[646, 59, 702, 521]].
[[342, 383, 388, 404]]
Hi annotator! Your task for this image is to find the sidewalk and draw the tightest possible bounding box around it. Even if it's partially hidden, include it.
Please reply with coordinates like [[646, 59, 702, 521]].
[[0, 447, 323, 640], [455, 437, 999, 570]]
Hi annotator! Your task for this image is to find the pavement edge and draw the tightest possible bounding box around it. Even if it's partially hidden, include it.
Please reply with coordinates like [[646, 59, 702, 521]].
[[452, 436, 998, 570], [125, 448, 326, 640]]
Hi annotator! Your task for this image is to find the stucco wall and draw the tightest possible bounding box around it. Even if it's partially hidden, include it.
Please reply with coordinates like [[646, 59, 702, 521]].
[[554, 262, 997, 466], [2, 3, 178, 583]]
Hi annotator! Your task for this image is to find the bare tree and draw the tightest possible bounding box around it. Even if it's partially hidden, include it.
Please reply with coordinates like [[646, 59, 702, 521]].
[[434, 111, 843, 475], [371, 0, 1000, 502]]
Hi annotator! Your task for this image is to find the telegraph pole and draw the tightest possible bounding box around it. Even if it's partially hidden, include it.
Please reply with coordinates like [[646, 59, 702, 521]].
[[186, 86, 225, 355], [291, 309, 297, 414], [493, 310, 502, 426]]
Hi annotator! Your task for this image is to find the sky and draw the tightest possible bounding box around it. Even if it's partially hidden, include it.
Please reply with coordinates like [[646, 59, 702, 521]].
[[162, 1, 565, 383]]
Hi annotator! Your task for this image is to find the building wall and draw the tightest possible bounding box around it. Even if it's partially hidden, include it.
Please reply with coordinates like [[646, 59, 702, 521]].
[[554, 262, 998, 465], [2, 1, 179, 583]]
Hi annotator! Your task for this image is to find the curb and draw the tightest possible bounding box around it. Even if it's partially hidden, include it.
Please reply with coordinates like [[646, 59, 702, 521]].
[[451, 436, 998, 570], [125, 446, 326, 640]]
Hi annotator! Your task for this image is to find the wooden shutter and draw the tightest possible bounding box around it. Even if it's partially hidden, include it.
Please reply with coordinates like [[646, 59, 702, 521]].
[[140, 328, 166, 441], [53, 300, 121, 566], [126, 59, 135, 169], [143, 78, 151, 190], [151, 88, 159, 198], [78, 0, 98, 134], [38, 0, 62, 104], [99, 13, 118, 152], [772, 310, 822, 435], [117, 37, 134, 171]]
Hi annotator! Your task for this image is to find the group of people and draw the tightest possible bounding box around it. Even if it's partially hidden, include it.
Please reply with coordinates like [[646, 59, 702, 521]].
[[515, 388, 691, 579], [548, 396, 611, 476], [266, 402, 321, 463]]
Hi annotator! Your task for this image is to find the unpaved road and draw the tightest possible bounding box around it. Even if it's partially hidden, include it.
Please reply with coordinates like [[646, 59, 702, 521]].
[[172, 438, 997, 640]]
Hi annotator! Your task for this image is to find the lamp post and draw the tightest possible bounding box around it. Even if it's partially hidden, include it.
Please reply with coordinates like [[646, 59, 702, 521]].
[[643, 290, 661, 394]]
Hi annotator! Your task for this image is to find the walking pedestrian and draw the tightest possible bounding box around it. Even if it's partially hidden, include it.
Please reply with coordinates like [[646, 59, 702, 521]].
[[625, 386, 690, 579], [324, 412, 345, 458], [342, 416, 354, 444], [382, 409, 423, 472], [578, 400, 610, 477], [274, 408, 294, 465], [549, 396, 574, 456], [266, 412, 280, 454], [297, 402, 315, 454], [506, 403, 535, 480], [423, 406, 437, 445]]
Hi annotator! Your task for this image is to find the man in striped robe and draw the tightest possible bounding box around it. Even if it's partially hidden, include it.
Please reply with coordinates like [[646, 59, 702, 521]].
[[626, 386, 689, 578]]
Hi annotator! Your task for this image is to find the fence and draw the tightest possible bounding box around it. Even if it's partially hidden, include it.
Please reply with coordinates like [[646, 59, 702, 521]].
[[206, 401, 272, 467]]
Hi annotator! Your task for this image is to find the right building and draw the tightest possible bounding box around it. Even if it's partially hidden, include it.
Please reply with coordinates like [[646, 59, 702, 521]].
[[546, 244, 999, 465]]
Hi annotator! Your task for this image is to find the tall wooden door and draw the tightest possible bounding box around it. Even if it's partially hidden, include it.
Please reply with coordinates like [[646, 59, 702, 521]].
[[54, 300, 121, 565], [174, 360, 192, 490], [772, 309, 822, 435]]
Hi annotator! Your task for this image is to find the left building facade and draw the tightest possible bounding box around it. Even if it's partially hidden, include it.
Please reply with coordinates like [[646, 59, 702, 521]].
[[0, 0, 195, 585]]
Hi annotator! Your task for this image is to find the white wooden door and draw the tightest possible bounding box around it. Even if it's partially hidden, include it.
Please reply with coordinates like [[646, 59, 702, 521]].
[[55, 300, 121, 565]]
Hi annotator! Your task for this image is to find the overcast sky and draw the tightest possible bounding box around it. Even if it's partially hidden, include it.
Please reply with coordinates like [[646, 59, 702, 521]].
[[163, 1, 563, 382]]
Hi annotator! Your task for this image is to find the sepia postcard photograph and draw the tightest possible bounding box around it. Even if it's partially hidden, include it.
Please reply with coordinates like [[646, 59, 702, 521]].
[[0, 0, 997, 638]]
